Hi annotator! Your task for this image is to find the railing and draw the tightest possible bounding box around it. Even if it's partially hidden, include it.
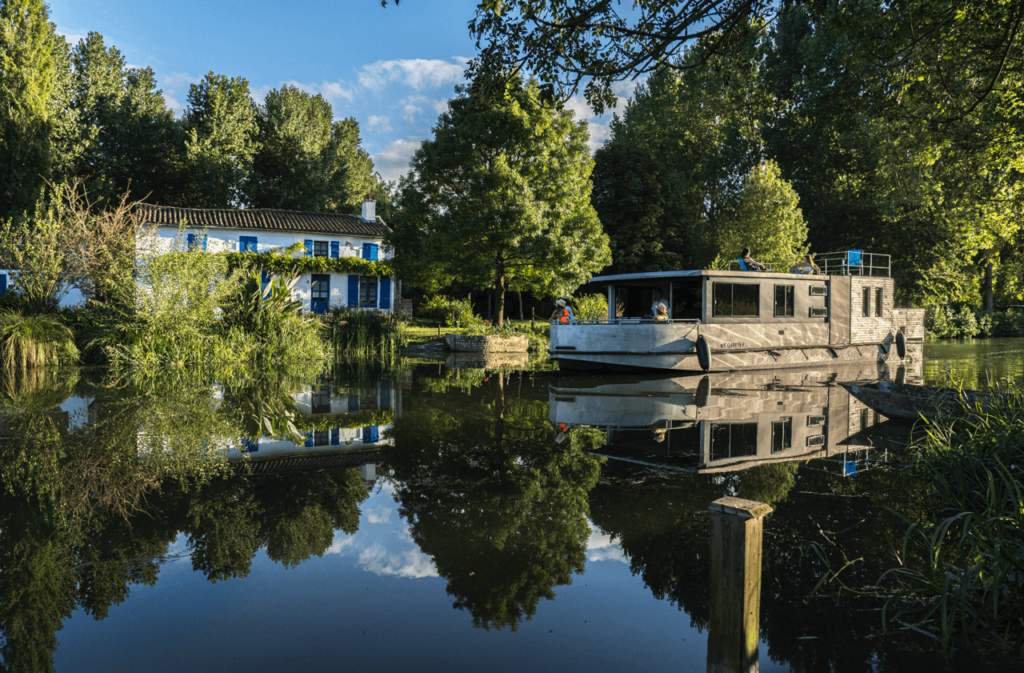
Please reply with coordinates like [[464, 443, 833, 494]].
[[725, 251, 891, 277], [569, 318, 702, 325]]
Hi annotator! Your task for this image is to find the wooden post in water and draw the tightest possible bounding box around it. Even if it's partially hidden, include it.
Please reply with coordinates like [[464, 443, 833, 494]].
[[531, 306, 535, 329], [707, 497, 773, 673]]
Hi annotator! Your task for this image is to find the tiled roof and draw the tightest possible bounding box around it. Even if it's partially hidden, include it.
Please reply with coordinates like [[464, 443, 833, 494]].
[[135, 205, 390, 237]]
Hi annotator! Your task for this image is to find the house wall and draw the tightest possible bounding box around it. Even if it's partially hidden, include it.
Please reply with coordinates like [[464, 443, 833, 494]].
[[147, 224, 394, 313]]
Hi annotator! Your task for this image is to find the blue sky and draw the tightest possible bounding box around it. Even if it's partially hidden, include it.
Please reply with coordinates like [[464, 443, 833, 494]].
[[49, 0, 631, 182]]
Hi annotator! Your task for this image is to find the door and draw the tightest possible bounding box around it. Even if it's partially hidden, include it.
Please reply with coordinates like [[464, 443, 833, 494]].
[[311, 274, 330, 314]]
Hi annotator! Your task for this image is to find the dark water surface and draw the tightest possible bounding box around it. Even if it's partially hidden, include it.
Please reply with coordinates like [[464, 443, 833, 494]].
[[0, 342, 1013, 673]]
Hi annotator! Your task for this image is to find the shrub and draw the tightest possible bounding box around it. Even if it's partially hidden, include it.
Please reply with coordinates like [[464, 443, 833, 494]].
[[419, 295, 477, 326], [927, 305, 981, 339], [0, 310, 79, 369], [991, 310, 1024, 337], [573, 293, 608, 321], [326, 309, 406, 360]]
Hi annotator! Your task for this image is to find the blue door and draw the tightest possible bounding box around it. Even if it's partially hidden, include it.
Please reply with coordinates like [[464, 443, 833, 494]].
[[379, 277, 391, 309], [311, 274, 330, 314]]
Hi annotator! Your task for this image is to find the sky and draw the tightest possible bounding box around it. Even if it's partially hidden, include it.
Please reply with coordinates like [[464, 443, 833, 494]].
[[49, 0, 633, 182]]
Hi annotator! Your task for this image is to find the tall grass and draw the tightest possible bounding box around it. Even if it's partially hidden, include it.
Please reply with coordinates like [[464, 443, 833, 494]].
[[0, 310, 79, 369], [325, 308, 406, 361]]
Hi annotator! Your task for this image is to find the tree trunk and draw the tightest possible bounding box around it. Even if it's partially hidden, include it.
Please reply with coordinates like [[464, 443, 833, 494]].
[[493, 276, 506, 324], [519, 291, 524, 321], [984, 260, 994, 315]]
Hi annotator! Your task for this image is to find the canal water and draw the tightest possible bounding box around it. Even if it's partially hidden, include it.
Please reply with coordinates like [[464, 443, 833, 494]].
[[0, 341, 1016, 673]]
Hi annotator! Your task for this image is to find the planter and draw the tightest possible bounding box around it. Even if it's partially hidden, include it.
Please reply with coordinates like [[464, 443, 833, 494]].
[[444, 333, 529, 353]]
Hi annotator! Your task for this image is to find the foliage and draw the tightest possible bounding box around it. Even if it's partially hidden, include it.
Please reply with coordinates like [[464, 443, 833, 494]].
[[0, 310, 78, 369], [927, 306, 988, 339], [224, 250, 392, 277], [325, 308, 406, 361], [418, 294, 478, 327], [183, 72, 259, 208], [573, 293, 608, 321], [717, 160, 807, 266], [246, 85, 376, 213], [991, 310, 1024, 337], [295, 407, 394, 433], [0, 0, 59, 216], [388, 76, 610, 323]]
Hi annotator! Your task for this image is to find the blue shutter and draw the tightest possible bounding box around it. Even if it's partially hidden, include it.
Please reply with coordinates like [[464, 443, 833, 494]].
[[347, 274, 359, 307], [304, 431, 314, 448], [304, 240, 313, 257], [330, 241, 339, 259], [369, 244, 379, 261], [240, 236, 257, 252], [187, 233, 195, 250], [330, 428, 340, 446], [362, 243, 371, 259], [0, 274, 7, 294], [379, 277, 391, 309], [201, 235, 208, 251], [362, 425, 379, 443]]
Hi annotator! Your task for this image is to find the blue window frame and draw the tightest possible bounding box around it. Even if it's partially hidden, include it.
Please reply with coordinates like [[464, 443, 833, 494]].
[[240, 236, 258, 252], [330, 241, 339, 259], [359, 277, 377, 307], [313, 240, 329, 257], [311, 274, 330, 314], [304, 239, 313, 257]]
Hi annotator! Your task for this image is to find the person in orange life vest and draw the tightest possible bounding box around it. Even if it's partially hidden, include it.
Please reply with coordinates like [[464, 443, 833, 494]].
[[549, 298, 571, 324]]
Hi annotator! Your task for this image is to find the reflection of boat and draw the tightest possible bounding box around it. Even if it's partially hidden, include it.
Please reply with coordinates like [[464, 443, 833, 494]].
[[550, 253, 926, 371], [840, 380, 1003, 422], [550, 362, 921, 474]]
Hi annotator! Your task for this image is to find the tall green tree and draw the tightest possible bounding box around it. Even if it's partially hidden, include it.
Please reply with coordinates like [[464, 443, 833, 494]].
[[0, 0, 59, 217], [246, 85, 376, 213], [716, 160, 807, 266], [184, 72, 259, 208], [389, 78, 610, 323]]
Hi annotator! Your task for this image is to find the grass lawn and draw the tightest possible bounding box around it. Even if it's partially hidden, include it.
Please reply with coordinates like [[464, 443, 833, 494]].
[[402, 319, 550, 348]]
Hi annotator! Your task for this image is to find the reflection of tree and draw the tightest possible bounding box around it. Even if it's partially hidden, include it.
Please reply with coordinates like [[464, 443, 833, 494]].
[[737, 462, 798, 506], [0, 371, 374, 672], [386, 374, 602, 630]]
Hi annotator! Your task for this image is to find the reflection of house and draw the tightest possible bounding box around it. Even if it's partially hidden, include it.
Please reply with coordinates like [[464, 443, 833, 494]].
[[549, 362, 922, 475], [136, 198, 393, 315]]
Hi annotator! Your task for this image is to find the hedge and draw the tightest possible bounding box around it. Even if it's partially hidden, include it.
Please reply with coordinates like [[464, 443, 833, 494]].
[[224, 251, 393, 277]]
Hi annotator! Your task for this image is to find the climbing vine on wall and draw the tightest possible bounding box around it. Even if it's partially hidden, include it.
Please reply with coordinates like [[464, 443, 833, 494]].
[[223, 252, 393, 277]]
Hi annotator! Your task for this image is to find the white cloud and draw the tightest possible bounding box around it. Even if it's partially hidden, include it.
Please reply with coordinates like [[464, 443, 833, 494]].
[[358, 543, 438, 578], [326, 535, 356, 555], [357, 58, 468, 93], [368, 115, 392, 132], [586, 527, 628, 564], [372, 138, 423, 181], [366, 507, 392, 524], [322, 81, 355, 103]]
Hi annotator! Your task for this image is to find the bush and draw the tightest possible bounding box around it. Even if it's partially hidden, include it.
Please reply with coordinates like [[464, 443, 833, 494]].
[[927, 305, 981, 339], [0, 310, 79, 369], [326, 309, 406, 360], [418, 294, 478, 327], [574, 293, 608, 321], [991, 310, 1024, 337]]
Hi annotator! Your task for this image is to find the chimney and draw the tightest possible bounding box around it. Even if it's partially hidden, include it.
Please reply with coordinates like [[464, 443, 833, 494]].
[[361, 195, 376, 222]]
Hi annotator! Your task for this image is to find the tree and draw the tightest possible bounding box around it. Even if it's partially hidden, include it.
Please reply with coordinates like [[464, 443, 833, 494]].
[[388, 78, 610, 323], [0, 0, 59, 217], [183, 72, 259, 208], [716, 160, 807, 266], [246, 85, 376, 213]]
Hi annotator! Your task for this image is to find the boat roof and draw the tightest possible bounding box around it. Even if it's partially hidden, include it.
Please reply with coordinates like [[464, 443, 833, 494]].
[[588, 269, 833, 283], [589, 270, 702, 282]]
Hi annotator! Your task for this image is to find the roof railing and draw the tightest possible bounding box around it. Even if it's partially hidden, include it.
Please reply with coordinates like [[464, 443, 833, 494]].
[[725, 251, 890, 277]]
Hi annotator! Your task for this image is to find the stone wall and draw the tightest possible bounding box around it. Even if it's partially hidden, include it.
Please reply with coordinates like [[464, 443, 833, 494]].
[[396, 299, 413, 320], [445, 333, 529, 352], [445, 352, 529, 369]]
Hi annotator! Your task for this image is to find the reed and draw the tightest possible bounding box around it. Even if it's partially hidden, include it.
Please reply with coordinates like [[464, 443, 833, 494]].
[[325, 309, 406, 361], [0, 310, 79, 369]]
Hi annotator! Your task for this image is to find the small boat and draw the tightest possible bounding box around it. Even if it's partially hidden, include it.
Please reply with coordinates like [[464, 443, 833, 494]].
[[840, 380, 1001, 421], [551, 251, 926, 372]]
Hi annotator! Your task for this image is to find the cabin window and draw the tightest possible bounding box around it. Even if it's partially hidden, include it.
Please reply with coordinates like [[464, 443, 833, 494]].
[[875, 287, 883, 317], [771, 418, 793, 453], [710, 423, 759, 461], [671, 280, 702, 320], [313, 240, 329, 257], [862, 288, 871, 317], [713, 283, 759, 317], [774, 285, 795, 317]]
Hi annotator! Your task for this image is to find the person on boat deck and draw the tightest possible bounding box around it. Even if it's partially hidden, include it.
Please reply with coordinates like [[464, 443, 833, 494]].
[[549, 299, 572, 324], [653, 302, 670, 323], [741, 247, 767, 272], [560, 296, 577, 322], [789, 254, 821, 275]]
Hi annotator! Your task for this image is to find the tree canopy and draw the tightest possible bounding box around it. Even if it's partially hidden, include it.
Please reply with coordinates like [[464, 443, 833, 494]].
[[388, 77, 611, 323]]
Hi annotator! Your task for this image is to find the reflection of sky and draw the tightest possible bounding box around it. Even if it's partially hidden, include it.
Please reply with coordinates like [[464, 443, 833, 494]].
[[52, 477, 788, 673]]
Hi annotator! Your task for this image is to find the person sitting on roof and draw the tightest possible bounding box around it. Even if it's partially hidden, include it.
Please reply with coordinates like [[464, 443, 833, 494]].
[[800, 253, 821, 275], [550, 298, 571, 324], [653, 302, 670, 323], [740, 247, 767, 272]]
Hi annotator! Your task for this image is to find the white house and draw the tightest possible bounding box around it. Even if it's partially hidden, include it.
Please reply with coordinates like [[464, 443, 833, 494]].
[[136, 198, 394, 314]]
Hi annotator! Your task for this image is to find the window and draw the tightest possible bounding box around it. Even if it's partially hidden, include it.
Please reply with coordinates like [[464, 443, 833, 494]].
[[875, 287, 883, 317], [186, 233, 207, 251], [360, 276, 378, 307], [362, 243, 379, 261], [710, 423, 759, 461], [313, 240, 329, 257], [771, 418, 793, 453], [774, 285, 795, 317], [311, 385, 331, 414], [862, 288, 871, 317], [239, 236, 258, 252], [713, 283, 759, 317], [311, 274, 330, 314]]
